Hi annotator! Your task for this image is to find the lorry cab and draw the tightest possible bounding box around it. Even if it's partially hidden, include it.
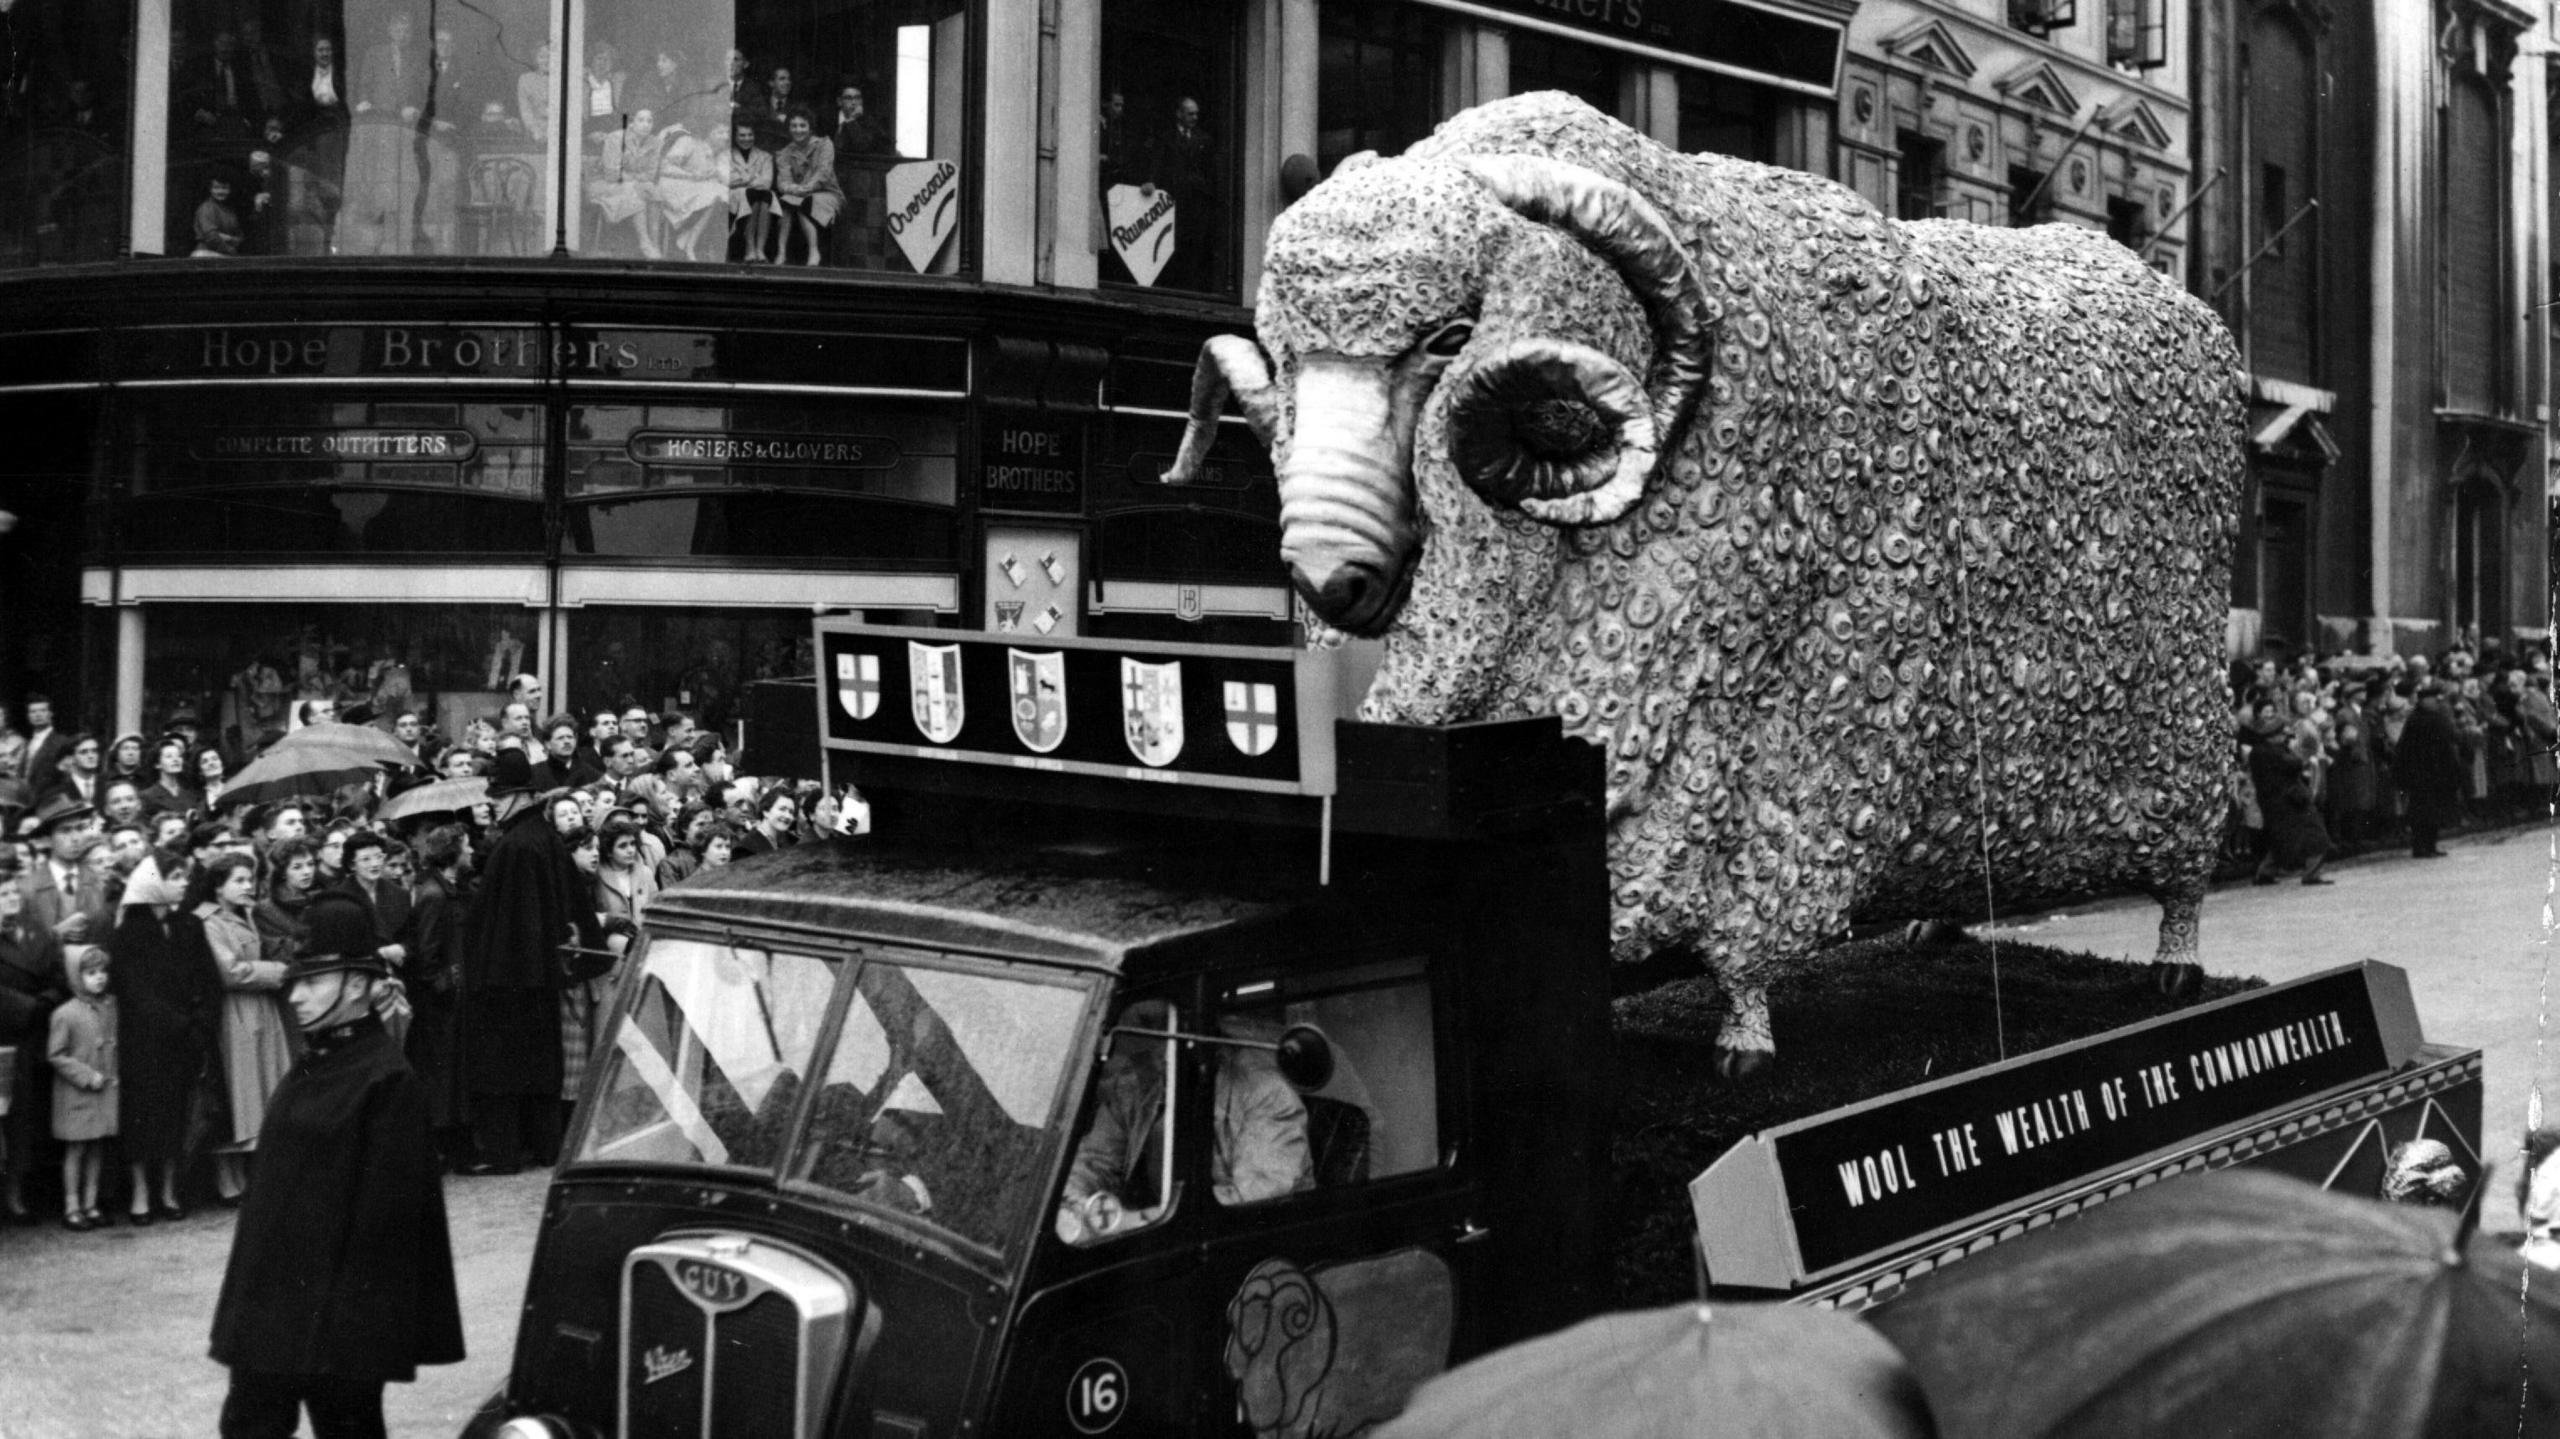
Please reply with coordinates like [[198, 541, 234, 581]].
[[474, 625, 1613, 1439]]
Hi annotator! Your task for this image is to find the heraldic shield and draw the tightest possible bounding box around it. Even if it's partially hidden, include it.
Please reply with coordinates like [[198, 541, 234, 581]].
[[1223, 680, 1279, 757], [909, 641, 964, 743], [1009, 648, 1067, 753], [836, 652, 881, 720], [1120, 658, 1185, 767]]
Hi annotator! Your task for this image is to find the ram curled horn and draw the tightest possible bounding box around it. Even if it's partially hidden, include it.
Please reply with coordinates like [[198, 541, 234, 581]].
[[1163, 154, 1715, 535]]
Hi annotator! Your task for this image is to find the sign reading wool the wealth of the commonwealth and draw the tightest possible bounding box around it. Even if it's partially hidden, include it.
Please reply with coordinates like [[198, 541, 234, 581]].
[[1692, 962, 2423, 1287], [813, 621, 1346, 796]]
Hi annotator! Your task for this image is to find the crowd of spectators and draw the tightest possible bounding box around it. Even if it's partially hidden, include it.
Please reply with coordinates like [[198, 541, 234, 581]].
[[0, 681, 865, 1229], [161, 14, 915, 268], [2226, 644, 2557, 886]]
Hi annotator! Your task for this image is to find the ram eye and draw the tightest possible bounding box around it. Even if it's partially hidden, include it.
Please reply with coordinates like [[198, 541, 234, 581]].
[[1513, 398, 1610, 460], [1420, 322, 1475, 358]]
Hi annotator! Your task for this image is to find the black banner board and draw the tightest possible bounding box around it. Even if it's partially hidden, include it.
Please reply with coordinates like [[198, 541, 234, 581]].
[[1693, 962, 2423, 1286], [118, 325, 970, 394], [814, 621, 1346, 796], [979, 418, 1085, 513], [1414, 0, 1843, 93]]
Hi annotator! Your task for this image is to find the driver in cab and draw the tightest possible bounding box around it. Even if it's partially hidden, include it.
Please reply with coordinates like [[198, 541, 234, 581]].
[[1056, 999, 1309, 1244]]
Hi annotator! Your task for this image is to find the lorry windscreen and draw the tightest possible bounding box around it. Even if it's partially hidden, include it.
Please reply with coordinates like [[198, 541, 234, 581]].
[[574, 934, 1094, 1256]]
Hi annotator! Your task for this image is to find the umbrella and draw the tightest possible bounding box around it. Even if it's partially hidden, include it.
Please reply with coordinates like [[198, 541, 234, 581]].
[[1869, 1169, 2560, 1439], [222, 723, 420, 809], [375, 775, 487, 823], [1373, 1301, 1934, 1439], [270, 721, 421, 767]]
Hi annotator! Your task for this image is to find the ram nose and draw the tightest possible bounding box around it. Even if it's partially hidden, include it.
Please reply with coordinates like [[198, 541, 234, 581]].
[[1290, 556, 1401, 635]]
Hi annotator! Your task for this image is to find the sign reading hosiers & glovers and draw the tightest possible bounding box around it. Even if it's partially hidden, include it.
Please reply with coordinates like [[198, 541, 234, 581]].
[[1692, 961, 2426, 1286]]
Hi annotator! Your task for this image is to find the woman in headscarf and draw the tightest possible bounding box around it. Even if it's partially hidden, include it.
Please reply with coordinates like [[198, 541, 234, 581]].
[[198, 851, 290, 1202]]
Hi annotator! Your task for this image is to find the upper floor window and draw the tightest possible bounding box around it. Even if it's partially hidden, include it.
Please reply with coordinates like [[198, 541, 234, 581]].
[[1896, 130, 1943, 222], [2008, 164, 2054, 227], [1316, 2, 1446, 175], [1099, 0, 1242, 299], [2105, 0, 2168, 70], [1507, 29, 1622, 119], [2008, 0, 2078, 39], [2442, 68, 2504, 410], [0, 0, 133, 268], [152, 0, 969, 274]]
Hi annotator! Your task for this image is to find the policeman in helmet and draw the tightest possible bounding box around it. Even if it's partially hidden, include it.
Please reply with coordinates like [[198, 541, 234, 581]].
[[208, 890, 464, 1438]]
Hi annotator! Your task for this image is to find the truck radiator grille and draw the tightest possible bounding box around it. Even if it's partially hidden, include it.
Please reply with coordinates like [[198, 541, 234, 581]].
[[619, 1233, 857, 1439]]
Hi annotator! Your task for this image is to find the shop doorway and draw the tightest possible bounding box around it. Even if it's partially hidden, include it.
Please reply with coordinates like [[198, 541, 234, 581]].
[[2257, 494, 2311, 659]]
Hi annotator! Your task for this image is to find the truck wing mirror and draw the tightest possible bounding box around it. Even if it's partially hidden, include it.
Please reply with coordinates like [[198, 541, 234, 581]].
[[1274, 1025, 1333, 1092]]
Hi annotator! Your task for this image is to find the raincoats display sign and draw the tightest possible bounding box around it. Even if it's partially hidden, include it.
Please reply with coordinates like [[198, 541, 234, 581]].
[[1694, 962, 2430, 1285], [814, 622, 1343, 796]]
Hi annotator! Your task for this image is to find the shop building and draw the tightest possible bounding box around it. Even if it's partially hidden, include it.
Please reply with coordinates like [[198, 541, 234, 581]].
[[0, 0, 1856, 748], [2187, 0, 2552, 660]]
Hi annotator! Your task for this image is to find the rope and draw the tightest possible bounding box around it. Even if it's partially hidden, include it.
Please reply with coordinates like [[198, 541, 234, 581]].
[[1950, 521, 2005, 1062]]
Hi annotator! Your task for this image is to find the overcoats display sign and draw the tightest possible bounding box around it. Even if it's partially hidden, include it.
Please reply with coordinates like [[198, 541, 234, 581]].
[[815, 621, 1344, 796], [1693, 962, 2423, 1284]]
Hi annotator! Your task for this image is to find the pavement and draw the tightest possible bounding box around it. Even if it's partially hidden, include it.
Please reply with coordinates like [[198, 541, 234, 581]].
[[1976, 820, 2557, 1237], [0, 1169, 547, 1439]]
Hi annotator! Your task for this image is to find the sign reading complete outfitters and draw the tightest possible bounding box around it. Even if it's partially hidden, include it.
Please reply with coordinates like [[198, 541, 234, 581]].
[[814, 621, 1344, 796], [1692, 961, 2423, 1286]]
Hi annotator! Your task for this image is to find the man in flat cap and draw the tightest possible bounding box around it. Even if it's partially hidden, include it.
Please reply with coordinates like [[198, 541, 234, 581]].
[[209, 889, 462, 1438]]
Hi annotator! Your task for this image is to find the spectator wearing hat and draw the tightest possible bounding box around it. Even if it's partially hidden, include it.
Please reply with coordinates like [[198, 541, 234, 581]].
[[21, 797, 112, 946], [2397, 683, 2466, 859], [458, 748, 574, 1174], [112, 864, 224, 1223], [335, 831, 414, 976], [405, 826, 472, 1167], [209, 889, 465, 1437], [0, 849, 70, 1224], [39, 732, 104, 809]]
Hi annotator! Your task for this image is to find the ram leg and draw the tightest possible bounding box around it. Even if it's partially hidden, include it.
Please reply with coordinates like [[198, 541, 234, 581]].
[[1712, 983, 1774, 1082], [2146, 881, 2205, 1000]]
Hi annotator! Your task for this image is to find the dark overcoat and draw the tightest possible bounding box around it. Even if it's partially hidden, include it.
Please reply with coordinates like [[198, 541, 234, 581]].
[[460, 806, 569, 1098], [210, 1014, 465, 1381], [112, 905, 223, 1163], [2247, 735, 2328, 866], [2395, 699, 2467, 829], [0, 921, 68, 1173], [403, 871, 468, 1129]]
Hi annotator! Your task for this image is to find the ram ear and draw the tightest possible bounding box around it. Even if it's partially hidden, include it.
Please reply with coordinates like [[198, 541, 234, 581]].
[[1459, 156, 1713, 517], [1163, 335, 1281, 484], [1444, 339, 1657, 526]]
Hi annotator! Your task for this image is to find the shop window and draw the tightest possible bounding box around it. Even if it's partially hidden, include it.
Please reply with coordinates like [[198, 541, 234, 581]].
[[121, 394, 546, 555], [563, 401, 959, 561], [142, 601, 531, 751], [579, 0, 966, 270], [0, 0, 133, 267], [566, 604, 819, 728], [1210, 959, 1441, 1205], [1678, 75, 1778, 167], [1506, 29, 1621, 119], [1316, 3, 1445, 175], [148, 0, 968, 272], [1099, 0, 1241, 297]]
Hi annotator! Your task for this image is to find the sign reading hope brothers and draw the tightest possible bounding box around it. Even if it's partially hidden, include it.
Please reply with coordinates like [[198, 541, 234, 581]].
[[1692, 961, 2421, 1285]]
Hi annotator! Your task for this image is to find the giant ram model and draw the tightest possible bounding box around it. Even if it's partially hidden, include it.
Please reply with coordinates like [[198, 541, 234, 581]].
[[1167, 93, 2247, 1076]]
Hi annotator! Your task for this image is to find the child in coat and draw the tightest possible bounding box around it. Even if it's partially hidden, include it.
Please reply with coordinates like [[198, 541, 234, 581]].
[[47, 945, 117, 1230]]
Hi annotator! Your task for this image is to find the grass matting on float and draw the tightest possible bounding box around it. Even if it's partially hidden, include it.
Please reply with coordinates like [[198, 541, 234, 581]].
[[1609, 936, 2262, 1306]]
